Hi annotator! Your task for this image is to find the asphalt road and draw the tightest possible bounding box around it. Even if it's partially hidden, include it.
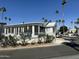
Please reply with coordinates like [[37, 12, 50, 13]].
[[0, 44, 79, 59], [46, 54, 79, 59]]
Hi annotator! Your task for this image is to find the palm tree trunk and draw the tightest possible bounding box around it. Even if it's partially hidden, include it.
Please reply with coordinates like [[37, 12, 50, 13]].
[[62, 5, 65, 34]]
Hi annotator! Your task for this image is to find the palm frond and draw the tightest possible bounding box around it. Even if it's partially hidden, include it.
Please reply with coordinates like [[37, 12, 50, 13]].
[[62, 0, 67, 5]]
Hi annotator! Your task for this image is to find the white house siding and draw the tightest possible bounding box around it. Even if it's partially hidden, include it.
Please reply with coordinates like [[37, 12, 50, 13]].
[[4, 28, 6, 34], [45, 27, 54, 36], [45, 22, 56, 36], [3, 22, 56, 38]]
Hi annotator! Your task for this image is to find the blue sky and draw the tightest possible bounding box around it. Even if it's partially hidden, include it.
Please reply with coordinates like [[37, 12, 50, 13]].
[[0, 0, 79, 28]]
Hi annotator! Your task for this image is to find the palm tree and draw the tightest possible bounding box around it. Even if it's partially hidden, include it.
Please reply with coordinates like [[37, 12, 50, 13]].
[[0, 7, 6, 22], [61, 19, 65, 33], [58, 19, 61, 24], [4, 17, 11, 24], [62, 0, 67, 5], [42, 17, 48, 22], [9, 18, 11, 21], [61, 0, 67, 25], [55, 9, 60, 29], [56, 10, 59, 15], [71, 21, 75, 29], [4, 17, 7, 20], [56, 19, 65, 34], [55, 10, 59, 21], [61, 19, 65, 25], [61, 0, 67, 34]]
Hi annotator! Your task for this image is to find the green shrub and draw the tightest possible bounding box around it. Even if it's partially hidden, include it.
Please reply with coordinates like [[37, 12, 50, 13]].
[[45, 35, 55, 43]]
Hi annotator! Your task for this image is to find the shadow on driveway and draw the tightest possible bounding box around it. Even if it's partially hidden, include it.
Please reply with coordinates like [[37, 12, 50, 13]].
[[63, 41, 79, 51]]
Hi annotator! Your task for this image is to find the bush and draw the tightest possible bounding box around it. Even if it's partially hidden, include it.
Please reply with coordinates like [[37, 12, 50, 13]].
[[0, 35, 8, 47], [8, 35, 17, 47], [45, 35, 55, 43], [20, 32, 31, 46], [38, 39, 42, 44], [38, 33, 46, 43]]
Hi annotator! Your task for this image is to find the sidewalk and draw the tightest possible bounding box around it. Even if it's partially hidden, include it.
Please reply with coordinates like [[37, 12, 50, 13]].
[[53, 38, 70, 45], [0, 38, 70, 51]]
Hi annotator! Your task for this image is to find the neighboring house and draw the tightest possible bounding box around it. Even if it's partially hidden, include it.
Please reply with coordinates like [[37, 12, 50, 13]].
[[75, 27, 79, 35], [69, 29, 76, 33], [0, 22, 56, 37], [77, 28, 79, 35]]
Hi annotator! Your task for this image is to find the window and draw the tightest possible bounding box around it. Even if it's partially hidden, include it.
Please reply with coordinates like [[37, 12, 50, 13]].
[[12, 27, 14, 33], [24, 26, 27, 32], [19, 27, 21, 33], [6, 28, 7, 34], [17, 27, 18, 34], [29, 26, 32, 34], [34, 26, 38, 35], [40, 27, 45, 33], [8, 28, 10, 33]]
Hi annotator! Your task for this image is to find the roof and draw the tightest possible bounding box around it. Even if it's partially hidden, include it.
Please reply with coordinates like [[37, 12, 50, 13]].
[[3, 22, 56, 28], [4, 22, 44, 27], [45, 22, 56, 27]]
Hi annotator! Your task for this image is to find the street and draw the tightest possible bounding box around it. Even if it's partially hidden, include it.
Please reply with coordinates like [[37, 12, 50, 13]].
[[0, 44, 79, 59], [46, 54, 79, 59]]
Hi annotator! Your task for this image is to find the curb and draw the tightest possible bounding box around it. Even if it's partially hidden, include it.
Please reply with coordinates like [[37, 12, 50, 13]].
[[0, 43, 61, 51]]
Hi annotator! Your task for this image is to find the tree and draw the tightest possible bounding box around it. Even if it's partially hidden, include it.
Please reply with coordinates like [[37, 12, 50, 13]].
[[41, 17, 52, 26], [49, 20, 52, 22], [62, 0, 67, 5], [55, 9, 59, 29], [70, 21, 74, 29], [61, 19, 65, 27], [75, 18, 79, 24], [4, 17, 7, 20], [9, 35, 17, 47], [61, 0, 67, 34], [20, 33, 26, 45], [42, 17, 48, 22], [20, 32, 31, 45], [61, 0, 66, 24], [9, 18, 11, 21], [0, 7, 6, 21], [4, 17, 11, 24], [56, 19, 64, 27], [56, 10, 59, 15], [59, 26, 68, 34], [61, 0, 67, 20]]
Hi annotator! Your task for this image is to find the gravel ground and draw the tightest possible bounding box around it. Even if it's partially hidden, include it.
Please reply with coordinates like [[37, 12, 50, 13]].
[[0, 38, 67, 51]]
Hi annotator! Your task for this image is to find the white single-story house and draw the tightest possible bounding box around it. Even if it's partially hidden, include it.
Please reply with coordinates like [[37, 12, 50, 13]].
[[0, 22, 57, 38], [0, 22, 57, 44]]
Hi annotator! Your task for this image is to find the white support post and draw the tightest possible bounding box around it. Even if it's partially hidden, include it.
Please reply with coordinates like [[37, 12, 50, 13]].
[[22, 27, 24, 33], [32, 26, 35, 37], [4, 28, 6, 34], [21, 27, 22, 33]]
